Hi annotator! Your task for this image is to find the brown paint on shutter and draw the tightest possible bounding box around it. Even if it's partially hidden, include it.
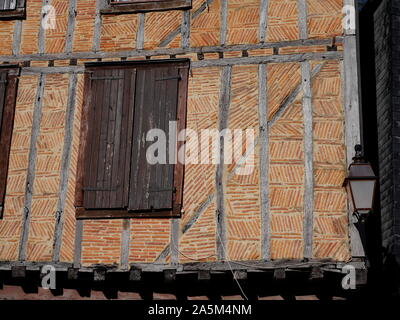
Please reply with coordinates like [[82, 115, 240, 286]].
[[82, 68, 136, 210], [0, 68, 19, 218], [173, 67, 189, 216], [128, 66, 179, 212]]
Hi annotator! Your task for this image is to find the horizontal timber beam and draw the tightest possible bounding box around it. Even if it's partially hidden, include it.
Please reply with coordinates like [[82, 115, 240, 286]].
[[191, 51, 343, 67], [0, 37, 342, 63]]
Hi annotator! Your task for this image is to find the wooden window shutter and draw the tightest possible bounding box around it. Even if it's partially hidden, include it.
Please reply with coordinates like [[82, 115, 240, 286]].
[[80, 69, 136, 210], [76, 59, 189, 219], [128, 66, 180, 214], [0, 67, 19, 219]]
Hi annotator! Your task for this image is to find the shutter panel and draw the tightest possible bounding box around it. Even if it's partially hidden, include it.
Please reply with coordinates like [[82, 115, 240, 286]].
[[0, 0, 17, 10], [129, 66, 180, 212], [82, 68, 136, 209], [0, 71, 7, 133]]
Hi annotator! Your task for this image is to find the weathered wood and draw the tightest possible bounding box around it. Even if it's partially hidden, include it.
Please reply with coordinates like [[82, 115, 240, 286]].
[[38, 0, 51, 54], [297, 0, 308, 40], [259, 0, 268, 42], [170, 218, 179, 265], [309, 267, 323, 280], [74, 73, 91, 208], [258, 64, 270, 260], [12, 20, 22, 55], [158, 0, 212, 47], [73, 220, 83, 268], [155, 194, 215, 263], [273, 268, 286, 280], [94, 268, 106, 282], [342, 31, 364, 258], [0, 37, 343, 62], [198, 270, 211, 281], [233, 270, 247, 280], [120, 219, 131, 270], [164, 269, 176, 282], [83, 69, 136, 210], [173, 66, 189, 217], [0, 259, 351, 274], [11, 265, 26, 278], [0, 8, 25, 20], [129, 268, 142, 281], [18, 73, 45, 261], [52, 73, 77, 262], [136, 13, 145, 50], [216, 66, 231, 261], [67, 267, 79, 280], [192, 51, 343, 68], [220, 0, 227, 45], [92, 0, 102, 52], [65, 0, 77, 53], [181, 10, 190, 49], [301, 61, 314, 260]]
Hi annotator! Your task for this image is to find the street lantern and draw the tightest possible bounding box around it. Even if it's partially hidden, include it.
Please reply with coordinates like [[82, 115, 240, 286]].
[[343, 145, 378, 216]]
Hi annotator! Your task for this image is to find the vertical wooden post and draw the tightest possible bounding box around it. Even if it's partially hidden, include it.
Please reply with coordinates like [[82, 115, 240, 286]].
[[342, 0, 365, 259], [259, 0, 269, 43], [297, 0, 308, 40], [258, 64, 270, 260], [136, 13, 145, 50], [52, 73, 78, 262], [301, 61, 314, 259], [18, 73, 45, 261]]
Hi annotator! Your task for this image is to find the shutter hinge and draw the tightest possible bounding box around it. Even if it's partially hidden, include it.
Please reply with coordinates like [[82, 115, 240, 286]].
[[155, 75, 181, 81], [0, 80, 7, 84]]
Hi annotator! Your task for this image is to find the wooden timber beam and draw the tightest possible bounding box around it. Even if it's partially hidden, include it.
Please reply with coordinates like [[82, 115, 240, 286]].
[[0, 37, 343, 63]]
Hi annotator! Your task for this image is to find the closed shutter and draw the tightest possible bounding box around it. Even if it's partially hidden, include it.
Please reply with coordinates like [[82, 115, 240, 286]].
[[0, 71, 7, 133], [82, 68, 137, 209], [128, 66, 180, 212], [0, 0, 17, 10]]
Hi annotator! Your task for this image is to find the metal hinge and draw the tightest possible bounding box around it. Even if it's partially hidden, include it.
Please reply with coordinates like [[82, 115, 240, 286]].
[[155, 75, 181, 81], [0, 80, 7, 84]]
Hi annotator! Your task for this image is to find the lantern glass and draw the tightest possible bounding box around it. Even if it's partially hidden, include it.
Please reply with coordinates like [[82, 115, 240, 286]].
[[349, 179, 376, 214]]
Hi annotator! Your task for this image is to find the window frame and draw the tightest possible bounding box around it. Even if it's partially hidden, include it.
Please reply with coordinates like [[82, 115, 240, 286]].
[[101, 0, 192, 15], [75, 59, 189, 220], [0, 0, 26, 20], [0, 65, 19, 219]]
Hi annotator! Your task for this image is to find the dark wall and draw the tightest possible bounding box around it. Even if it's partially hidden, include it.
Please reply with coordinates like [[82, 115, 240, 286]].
[[359, 0, 400, 296]]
